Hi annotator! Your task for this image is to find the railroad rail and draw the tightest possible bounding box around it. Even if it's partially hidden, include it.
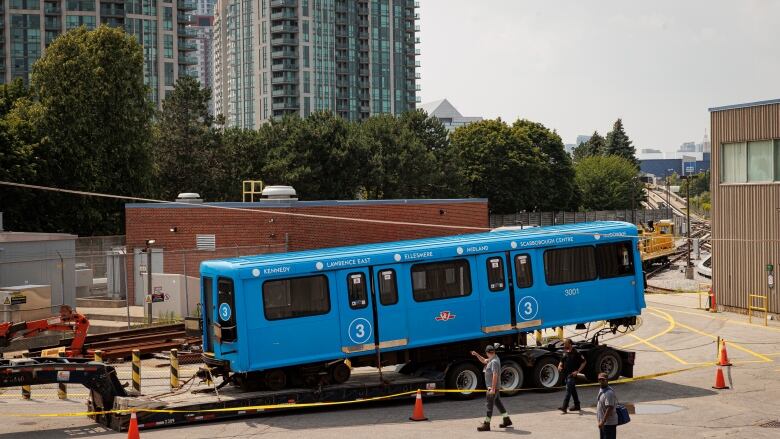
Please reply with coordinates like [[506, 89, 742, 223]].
[[23, 323, 200, 360]]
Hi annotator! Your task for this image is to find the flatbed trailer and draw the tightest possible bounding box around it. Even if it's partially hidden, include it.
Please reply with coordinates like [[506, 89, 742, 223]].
[[0, 338, 634, 432]]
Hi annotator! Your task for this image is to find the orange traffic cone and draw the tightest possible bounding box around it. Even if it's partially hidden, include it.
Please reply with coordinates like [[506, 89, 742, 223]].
[[409, 389, 428, 421], [712, 366, 729, 390], [127, 411, 140, 439], [719, 340, 732, 366]]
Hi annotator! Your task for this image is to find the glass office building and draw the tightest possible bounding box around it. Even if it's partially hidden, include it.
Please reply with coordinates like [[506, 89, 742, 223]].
[[0, 0, 199, 106], [214, 0, 420, 128]]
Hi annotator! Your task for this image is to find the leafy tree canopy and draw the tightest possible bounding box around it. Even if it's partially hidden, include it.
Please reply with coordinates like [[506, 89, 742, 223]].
[[575, 155, 644, 210]]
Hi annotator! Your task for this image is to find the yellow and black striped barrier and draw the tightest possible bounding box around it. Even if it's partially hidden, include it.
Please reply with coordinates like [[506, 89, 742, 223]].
[[132, 349, 141, 393], [21, 385, 31, 400], [170, 349, 180, 390], [58, 351, 67, 400], [94, 350, 103, 363]]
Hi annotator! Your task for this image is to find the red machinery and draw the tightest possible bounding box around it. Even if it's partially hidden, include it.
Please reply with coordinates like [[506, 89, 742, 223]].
[[0, 305, 89, 357]]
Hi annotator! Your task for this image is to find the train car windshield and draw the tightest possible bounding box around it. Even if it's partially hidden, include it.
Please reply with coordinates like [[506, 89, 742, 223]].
[[596, 241, 635, 278]]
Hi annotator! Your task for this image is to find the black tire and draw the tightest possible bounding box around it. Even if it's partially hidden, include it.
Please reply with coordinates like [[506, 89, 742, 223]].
[[586, 349, 623, 382], [445, 361, 484, 399], [329, 362, 351, 384], [499, 360, 524, 396], [264, 369, 288, 391], [531, 356, 562, 390]]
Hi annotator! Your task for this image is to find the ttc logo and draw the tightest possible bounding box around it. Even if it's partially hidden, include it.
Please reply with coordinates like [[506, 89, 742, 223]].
[[435, 311, 456, 321]]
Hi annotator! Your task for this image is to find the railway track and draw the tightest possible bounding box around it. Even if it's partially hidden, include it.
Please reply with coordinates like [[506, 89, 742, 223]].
[[28, 323, 201, 360]]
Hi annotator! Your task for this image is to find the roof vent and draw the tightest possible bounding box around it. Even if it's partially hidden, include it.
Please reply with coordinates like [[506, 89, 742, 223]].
[[261, 186, 297, 200], [175, 193, 204, 204]]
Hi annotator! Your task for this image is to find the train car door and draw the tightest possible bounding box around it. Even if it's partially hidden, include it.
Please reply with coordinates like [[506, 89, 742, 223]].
[[508, 250, 543, 331], [202, 276, 216, 352], [405, 257, 483, 347], [476, 253, 513, 333], [373, 265, 408, 350], [336, 268, 376, 356]]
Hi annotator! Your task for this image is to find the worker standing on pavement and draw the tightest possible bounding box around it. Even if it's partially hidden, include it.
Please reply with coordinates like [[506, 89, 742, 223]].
[[558, 338, 586, 413], [596, 372, 618, 439], [471, 345, 512, 431]]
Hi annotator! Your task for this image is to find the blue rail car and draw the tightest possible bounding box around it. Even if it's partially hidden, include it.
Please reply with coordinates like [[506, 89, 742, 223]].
[[200, 221, 644, 391]]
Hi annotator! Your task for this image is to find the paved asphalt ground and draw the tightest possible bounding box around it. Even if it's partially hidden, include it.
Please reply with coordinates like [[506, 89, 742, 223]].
[[2, 292, 780, 438]]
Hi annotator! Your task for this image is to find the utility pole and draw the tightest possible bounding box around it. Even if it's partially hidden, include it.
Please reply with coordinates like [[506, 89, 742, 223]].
[[145, 239, 156, 325], [684, 174, 694, 280], [666, 168, 674, 219]]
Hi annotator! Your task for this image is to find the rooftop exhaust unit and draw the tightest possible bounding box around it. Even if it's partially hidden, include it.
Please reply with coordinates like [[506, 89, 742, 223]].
[[261, 186, 298, 201], [175, 193, 204, 204]]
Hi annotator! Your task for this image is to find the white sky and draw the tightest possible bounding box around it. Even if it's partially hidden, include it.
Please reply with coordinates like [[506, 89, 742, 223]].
[[417, 0, 780, 151]]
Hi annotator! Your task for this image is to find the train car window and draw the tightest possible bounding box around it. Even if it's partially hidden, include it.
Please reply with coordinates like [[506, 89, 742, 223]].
[[216, 278, 237, 342], [347, 272, 368, 309], [378, 269, 398, 305], [262, 275, 331, 320], [543, 246, 597, 285], [514, 254, 533, 288], [596, 241, 635, 279], [486, 257, 505, 292], [411, 259, 472, 302]]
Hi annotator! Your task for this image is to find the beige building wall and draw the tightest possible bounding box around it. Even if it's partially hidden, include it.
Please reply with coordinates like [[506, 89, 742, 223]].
[[710, 100, 780, 314]]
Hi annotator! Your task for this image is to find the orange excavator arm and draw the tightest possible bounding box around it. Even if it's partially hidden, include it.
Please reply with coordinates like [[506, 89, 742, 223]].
[[0, 305, 89, 357]]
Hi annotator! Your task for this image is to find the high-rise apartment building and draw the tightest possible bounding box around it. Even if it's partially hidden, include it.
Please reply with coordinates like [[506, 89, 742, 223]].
[[0, 0, 199, 106], [213, 0, 420, 129], [192, 0, 214, 112]]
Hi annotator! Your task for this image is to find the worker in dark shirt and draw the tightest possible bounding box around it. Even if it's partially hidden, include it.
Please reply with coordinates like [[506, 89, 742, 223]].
[[557, 338, 586, 413]]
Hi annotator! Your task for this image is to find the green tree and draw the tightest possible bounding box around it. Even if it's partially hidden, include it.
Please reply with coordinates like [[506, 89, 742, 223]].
[[575, 155, 644, 210], [450, 119, 543, 213], [572, 131, 605, 162], [5, 25, 154, 234], [262, 112, 364, 199], [358, 114, 437, 199], [153, 76, 223, 201], [680, 170, 710, 197], [0, 79, 29, 117], [604, 119, 638, 167], [400, 109, 465, 198], [217, 127, 268, 200], [512, 119, 579, 211]]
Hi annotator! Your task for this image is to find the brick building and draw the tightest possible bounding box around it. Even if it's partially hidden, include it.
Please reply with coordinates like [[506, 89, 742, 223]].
[[125, 198, 488, 305]]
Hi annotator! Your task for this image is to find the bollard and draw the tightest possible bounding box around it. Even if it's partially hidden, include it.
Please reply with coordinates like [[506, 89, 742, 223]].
[[535, 330, 542, 345], [557, 326, 564, 340], [94, 350, 103, 363], [170, 349, 180, 390], [58, 351, 67, 400], [22, 385, 31, 400], [132, 349, 141, 393]]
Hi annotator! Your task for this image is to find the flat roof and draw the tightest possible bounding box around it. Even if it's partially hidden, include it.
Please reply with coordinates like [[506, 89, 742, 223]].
[[126, 198, 488, 209], [709, 98, 780, 112], [0, 232, 77, 243]]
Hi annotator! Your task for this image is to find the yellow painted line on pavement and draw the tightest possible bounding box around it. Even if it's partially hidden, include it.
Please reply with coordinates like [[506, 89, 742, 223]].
[[627, 333, 689, 365], [660, 315, 774, 363], [648, 303, 780, 333], [621, 308, 676, 349]]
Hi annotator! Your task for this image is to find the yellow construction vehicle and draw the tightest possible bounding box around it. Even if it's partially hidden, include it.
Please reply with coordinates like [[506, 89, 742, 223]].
[[637, 220, 678, 267]]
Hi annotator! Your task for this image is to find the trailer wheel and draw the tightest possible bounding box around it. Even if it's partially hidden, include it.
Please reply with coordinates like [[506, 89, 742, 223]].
[[499, 360, 524, 396], [531, 356, 561, 390], [329, 362, 351, 384], [265, 369, 287, 391], [446, 362, 483, 399], [587, 349, 622, 381]]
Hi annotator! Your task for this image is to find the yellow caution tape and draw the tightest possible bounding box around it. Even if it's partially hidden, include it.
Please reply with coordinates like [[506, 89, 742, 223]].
[[0, 364, 710, 418]]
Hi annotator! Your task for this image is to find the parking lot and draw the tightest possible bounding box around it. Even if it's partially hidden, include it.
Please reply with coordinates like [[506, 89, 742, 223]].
[[2, 291, 779, 439]]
